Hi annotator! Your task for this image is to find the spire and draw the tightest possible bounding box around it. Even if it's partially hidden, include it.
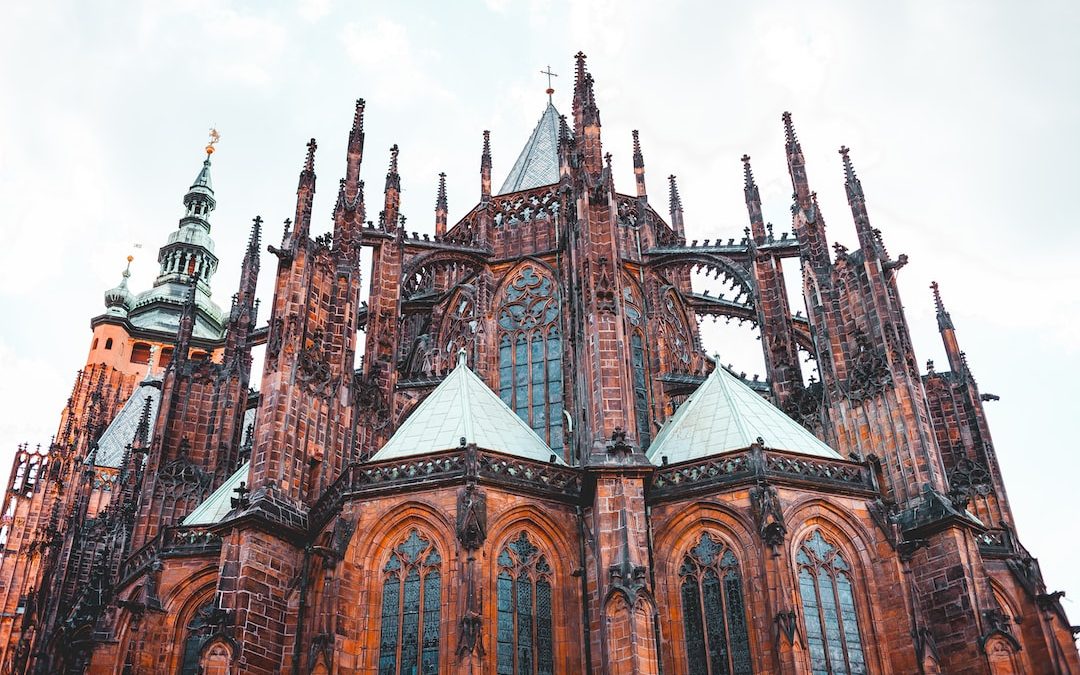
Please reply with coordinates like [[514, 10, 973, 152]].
[[838, 146, 876, 258], [345, 98, 365, 203], [782, 111, 811, 209], [668, 174, 685, 238], [435, 172, 448, 237], [293, 139, 318, 239], [104, 255, 136, 316], [498, 104, 564, 195], [632, 130, 647, 198], [174, 276, 198, 364], [931, 282, 964, 375], [382, 144, 401, 231], [182, 133, 217, 230], [226, 216, 261, 363], [741, 155, 766, 242], [572, 51, 602, 173], [480, 131, 492, 202]]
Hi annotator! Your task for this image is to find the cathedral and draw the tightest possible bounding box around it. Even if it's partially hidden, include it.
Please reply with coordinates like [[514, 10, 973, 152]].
[[0, 52, 1076, 674]]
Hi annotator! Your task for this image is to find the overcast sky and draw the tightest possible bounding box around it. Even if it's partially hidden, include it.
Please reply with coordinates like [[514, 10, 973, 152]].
[[1, 0, 1078, 622]]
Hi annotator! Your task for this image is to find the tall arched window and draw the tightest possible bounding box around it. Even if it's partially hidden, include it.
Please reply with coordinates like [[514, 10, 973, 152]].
[[623, 286, 651, 449], [496, 532, 554, 675], [497, 266, 563, 458], [797, 531, 867, 675], [379, 529, 442, 675], [179, 600, 218, 675], [679, 532, 752, 675]]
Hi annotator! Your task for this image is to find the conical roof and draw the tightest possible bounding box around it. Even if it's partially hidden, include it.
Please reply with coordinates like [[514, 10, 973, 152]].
[[182, 460, 249, 526], [370, 352, 563, 464], [646, 363, 841, 465], [497, 102, 562, 195], [189, 157, 214, 194]]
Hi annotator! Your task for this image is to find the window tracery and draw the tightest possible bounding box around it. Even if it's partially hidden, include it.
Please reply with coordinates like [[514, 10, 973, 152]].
[[179, 600, 221, 675], [378, 529, 442, 675], [623, 286, 651, 448], [496, 531, 554, 675], [678, 531, 752, 675], [497, 266, 564, 457], [797, 530, 867, 675]]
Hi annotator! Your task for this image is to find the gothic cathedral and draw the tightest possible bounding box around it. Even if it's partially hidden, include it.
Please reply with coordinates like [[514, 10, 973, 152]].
[[0, 53, 1076, 674]]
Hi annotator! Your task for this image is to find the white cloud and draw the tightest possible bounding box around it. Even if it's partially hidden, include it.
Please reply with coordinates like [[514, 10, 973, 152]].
[[298, 0, 333, 22]]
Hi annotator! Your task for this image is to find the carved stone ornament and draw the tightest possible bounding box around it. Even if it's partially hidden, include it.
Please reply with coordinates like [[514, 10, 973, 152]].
[[749, 480, 787, 548], [947, 457, 992, 511], [845, 329, 892, 401], [782, 381, 823, 431], [607, 509, 648, 605], [455, 483, 487, 552]]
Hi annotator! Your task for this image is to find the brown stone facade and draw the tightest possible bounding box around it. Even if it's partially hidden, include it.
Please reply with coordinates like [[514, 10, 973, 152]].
[[0, 52, 1076, 674]]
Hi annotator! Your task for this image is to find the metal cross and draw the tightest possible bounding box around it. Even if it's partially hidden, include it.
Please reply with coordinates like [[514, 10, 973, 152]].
[[540, 65, 558, 102]]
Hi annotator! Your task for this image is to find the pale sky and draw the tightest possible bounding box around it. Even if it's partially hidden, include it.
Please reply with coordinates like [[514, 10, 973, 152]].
[[1, 1, 1078, 621]]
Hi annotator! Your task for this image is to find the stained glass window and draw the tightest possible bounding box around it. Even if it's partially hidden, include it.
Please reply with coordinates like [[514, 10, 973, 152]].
[[379, 530, 442, 675], [797, 531, 867, 675], [179, 600, 218, 675], [497, 266, 564, 458], [630, 331, 651, 449], [496, 532, 555, 675], [678, 532, 752, 675]]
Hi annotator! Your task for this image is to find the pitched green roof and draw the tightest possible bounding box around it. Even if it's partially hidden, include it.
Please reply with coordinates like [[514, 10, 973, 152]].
[[646, 364, 841, 465], [181, 460, 249, 526], [370, 353, 562, 464]]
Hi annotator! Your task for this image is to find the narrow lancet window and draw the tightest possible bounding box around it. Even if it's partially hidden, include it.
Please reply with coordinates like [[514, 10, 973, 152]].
[[679, 532, 752, 675], [496, 532, 554, 675], [797, 530, 867, 675], [378, 529, 442, 675], [497, 266, 563, 457]]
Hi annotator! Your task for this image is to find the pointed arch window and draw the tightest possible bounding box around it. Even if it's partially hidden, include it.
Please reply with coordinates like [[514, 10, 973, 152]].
[[679, 532, 752, 675], [378, 529, 442, 675], [797, 530, 867, 675], [623, 287, 651, 449], [179, 600, 220, 675], [497, 266, 563, 458], [496, 532, 554, 675]]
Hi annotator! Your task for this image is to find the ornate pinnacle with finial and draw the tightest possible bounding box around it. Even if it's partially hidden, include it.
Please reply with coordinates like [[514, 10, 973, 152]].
[[781, 111, 798, 148], [632, 130, 643, 166], [351, 98, 366, 134], [304, 138, 317, 173], [668, 175, 682, 211], [436, 172, 447, 211], [839, 145, 864, 199]]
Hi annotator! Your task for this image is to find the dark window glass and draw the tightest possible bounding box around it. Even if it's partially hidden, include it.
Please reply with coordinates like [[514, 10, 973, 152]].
[[678, 532, 752, 675], [496, 266, 564, 458], [495, 532, 554, 675], [630, 332, 651, 448], [179, 600, 217, 675], [379, 530, 442, 675], [797, 531, 867, 675]]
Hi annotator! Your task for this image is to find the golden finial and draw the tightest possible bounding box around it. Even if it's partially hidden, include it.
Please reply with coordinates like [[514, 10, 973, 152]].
[[206, 128, 221, 155]]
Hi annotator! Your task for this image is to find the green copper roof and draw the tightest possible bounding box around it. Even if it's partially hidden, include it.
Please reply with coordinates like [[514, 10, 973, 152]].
[[646, 363, 841, 465], [497, 102, 562, 195], [370, 352, 563, 464], [181, 460, 249, 526]]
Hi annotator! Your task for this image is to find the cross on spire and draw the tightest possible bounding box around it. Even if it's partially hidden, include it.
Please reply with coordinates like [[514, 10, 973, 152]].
[[540, 65, 558, 103]]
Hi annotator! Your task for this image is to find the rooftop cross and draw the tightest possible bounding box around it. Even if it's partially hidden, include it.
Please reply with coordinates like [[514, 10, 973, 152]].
[[540, 65, 558, 103]]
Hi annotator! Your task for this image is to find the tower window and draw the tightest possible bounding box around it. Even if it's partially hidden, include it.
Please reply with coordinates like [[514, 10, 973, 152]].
[[679, 531, 752, 675], [797, 531, 867, 675], [104, 338, 114, 350], [159, 347, 174, 368], [130, 342, 152, 364], [497, 266, 564, 458], [92, 338, 98, 350], [496, 532, 554, 675], [378, 529, 441, 675]]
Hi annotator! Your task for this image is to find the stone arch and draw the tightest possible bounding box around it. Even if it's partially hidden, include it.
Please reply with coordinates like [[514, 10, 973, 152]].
[[198, 636, 236, 675], [985, 634, 1024, 674], [485, 502, 576, 575], [350, 499, 456, 570], [784, 498, 888, 675], [166, 575, 220, 675], [348, 499, 457, 673], [400, 250, 487, 299]]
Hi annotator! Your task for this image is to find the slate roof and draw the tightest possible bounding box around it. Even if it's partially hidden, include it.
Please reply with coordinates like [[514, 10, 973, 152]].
[[369, 352, 562, 464], [497, 102, 562, 195], [646, 363, 841, 465], [94, 377, 162, 468]]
